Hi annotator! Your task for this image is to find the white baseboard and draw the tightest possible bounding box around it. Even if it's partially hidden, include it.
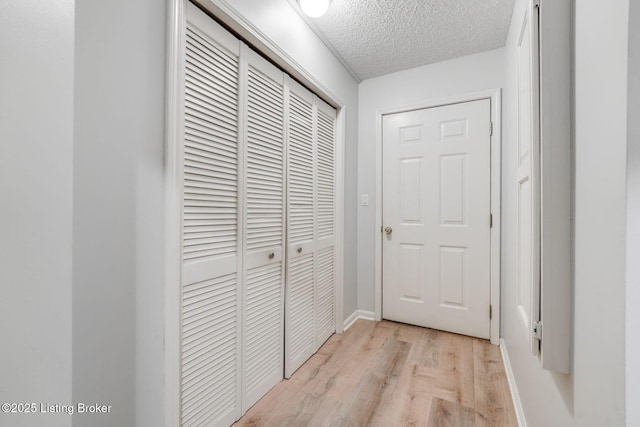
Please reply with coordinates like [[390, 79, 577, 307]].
[[343, 310, 376, 331], [500, 338, 527, 427], [358, 310, 375, 321], [343, 310, 360, 331]]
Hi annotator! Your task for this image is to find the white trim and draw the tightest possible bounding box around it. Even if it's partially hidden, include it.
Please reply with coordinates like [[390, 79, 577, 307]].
[[164, 1, 185, 425], [500, 339, 528, 427], [374, 109, 383, 323], [343, 309, 376, 331], [524, 2, 543, 357], [374, 89, 502, 344]]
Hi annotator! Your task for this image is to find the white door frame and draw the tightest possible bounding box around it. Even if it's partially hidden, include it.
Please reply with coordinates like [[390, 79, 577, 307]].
[[374, 89, 502, 345], [164, 1, 346, 425]]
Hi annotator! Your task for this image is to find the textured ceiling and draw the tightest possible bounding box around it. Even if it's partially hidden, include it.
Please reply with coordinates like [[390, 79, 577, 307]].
[[296, 0, 515, 81]]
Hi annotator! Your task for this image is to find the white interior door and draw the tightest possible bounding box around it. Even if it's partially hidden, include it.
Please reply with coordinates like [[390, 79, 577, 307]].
[[382, 99, 492, 339], [285, 78, 317, 378], [242, 47, 285, 411]]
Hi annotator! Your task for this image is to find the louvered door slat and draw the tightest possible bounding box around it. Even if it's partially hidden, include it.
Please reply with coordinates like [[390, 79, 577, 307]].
[[181, 275, 237, 426], [287, 89, 314, 245], [314, 100, 336, 348], [316, 246, 335, 345], [287, 253, 316, 369], [183, 19, 239, 262], [242, 49, 285, 411], [185, 120, 237, 144], [285, 79, 317, 378], [316, 107, 335, 240], [245, 66, 284, 252], [181, 4, 241, 427], [245, 263, 282, 391]]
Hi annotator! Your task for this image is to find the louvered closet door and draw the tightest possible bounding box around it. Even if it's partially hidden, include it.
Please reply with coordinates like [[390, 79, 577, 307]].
[[242, 47, 286, 410], [179, 3, 338, 419], [285, 78, 317, 378], [314, 98, 336, 347], [181, 4, 242, 426]]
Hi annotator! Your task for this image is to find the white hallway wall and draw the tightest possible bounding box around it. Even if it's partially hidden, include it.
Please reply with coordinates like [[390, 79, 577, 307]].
[[0, 1, 74, 427], [73, 0, 167, 426], [501, 0, 629, 426], [627, 0, 640, 425], [357, 48, 506, 312]]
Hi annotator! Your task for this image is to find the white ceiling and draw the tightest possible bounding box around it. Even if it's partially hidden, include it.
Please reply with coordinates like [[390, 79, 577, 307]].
[[291, 0, 515, 81]]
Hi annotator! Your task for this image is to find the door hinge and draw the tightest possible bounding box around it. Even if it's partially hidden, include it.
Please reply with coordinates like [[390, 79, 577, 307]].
[[533, 321, 542, 340], [489, 305, 493, 320], [490, 213, 493, 228], [490, 121, 493, 136]]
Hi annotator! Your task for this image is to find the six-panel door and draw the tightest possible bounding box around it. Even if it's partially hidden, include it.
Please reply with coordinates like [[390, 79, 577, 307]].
[[382, 99, 492, 339]]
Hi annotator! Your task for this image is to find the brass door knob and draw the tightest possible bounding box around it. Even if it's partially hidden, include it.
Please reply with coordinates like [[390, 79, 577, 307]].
[[384, 227, 392, 235], [297, 247, 303, 253], [268, 252, 275, 259]]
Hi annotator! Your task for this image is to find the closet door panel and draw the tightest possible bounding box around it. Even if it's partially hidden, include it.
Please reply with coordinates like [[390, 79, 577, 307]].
[[316, 246, 335, 345], [285, 78, 316, 377], [242, 48, 286, 409], [244, 263, 282, 406], [181, 3, 241, 426], [286, 252, 316, 376], [287, 81, 315, 250], [315, 100, 336, 346]]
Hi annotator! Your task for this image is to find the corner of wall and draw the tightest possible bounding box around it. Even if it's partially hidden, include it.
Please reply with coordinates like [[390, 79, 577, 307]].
[[500, 339, 528, 427]]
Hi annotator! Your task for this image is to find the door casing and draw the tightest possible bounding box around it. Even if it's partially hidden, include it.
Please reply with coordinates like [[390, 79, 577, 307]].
[[373, 89, 502, 345]]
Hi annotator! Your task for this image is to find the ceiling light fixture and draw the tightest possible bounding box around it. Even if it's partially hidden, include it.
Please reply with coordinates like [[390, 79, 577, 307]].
[[299, 0, 332, 18]]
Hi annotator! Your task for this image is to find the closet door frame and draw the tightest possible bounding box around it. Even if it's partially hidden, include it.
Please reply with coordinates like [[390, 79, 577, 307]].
[[165, 2, 186, 426], [165, 1, 346, 425], [284, 77, 317, 378], [173, 3, 245, 425]]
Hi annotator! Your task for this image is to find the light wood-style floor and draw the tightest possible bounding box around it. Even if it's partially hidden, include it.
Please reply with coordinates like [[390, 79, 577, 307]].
[[234, 319, 517, 427]]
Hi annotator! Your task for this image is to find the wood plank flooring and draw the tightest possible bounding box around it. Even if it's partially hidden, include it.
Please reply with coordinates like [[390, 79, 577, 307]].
[[234, 320, 517, 427]]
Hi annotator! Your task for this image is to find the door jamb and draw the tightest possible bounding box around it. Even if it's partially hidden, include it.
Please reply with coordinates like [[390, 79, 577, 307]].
[[374, 89, 502, 345]]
